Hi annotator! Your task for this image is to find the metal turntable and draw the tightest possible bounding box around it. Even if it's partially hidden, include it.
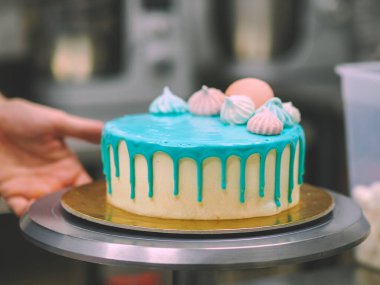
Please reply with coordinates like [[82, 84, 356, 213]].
[[20, 182, 369, 285]]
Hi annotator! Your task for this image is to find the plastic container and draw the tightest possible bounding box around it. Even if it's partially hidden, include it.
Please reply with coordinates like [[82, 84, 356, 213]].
[[336, 61, 380, 270]]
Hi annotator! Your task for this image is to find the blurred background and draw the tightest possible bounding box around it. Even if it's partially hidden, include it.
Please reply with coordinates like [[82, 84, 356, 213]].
[[1, 0, 380, 284]]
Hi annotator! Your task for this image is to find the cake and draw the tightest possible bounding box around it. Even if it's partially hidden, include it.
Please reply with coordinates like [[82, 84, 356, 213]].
[[101, 79, 305, 220]]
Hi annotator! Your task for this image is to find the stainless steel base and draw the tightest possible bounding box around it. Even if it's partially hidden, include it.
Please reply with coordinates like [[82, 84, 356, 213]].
[[20, 189, 369, 284]]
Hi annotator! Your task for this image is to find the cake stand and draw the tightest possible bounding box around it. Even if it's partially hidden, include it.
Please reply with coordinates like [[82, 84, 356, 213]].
[[20, 186, 369, 285]]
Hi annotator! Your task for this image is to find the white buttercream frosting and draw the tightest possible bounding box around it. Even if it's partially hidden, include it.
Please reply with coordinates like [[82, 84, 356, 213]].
[[149, 87, 189, 115], [283, 102, 301, 123], [247, 107, 283, 135], [188, 85, 225, 116], [220, 95, 255, 125]]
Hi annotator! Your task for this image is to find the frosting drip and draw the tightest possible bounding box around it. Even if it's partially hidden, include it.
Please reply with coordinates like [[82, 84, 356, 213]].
[[247, 107, 283, 135], [101, 114, 306, 206], [149, 87, 189, 115], [220, 95, 255, 125], [260, 98, 294, 127], [188, 85, 225, 116]]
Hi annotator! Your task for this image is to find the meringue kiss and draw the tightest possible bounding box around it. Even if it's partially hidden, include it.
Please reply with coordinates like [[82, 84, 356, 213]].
[[247, 107, 283, 135], [260, 97, 294, 127], [149, 86, 189, 115], [283, 102, 301, 123], [220, 95, 255, 125], [188, 85, 225, 116]]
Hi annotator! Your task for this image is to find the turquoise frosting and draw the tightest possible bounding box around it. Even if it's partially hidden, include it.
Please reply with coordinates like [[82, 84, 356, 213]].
[[149, 87, 189, 115], [101, 113, 306, 207], [261, 98, 294, 127]]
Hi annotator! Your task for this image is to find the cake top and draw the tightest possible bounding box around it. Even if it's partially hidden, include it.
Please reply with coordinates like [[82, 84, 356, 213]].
[[103, 113, 303, 148]]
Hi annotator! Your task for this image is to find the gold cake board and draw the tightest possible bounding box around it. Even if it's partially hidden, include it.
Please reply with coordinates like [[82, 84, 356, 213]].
[[61, 180, 334, 235]]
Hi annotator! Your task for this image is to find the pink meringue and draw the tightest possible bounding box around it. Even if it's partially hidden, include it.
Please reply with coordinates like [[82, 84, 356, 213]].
[[247, 107, 283, 135], [188, 85, 225, 116], [283, 102, 301, 123]]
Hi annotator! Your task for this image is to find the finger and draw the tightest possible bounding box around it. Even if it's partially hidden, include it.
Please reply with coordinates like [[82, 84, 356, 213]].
[[1, 176, 62, 200], [46, 155, 93, 187], [6, 196, 35, 216], [74, 170, 92, 186], [54, 112, 104, 144]]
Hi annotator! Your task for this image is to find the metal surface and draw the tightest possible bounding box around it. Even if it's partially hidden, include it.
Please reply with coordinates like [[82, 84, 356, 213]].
[[20, 187, 369, 270], [61, 181, 334, 235]]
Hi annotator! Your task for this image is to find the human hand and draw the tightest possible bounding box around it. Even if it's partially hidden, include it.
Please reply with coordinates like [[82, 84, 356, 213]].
[[0, 97, 103, 216]]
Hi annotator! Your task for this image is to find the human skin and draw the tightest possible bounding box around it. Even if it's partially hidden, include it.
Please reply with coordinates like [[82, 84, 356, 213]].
[[0, 95, 103, 216]]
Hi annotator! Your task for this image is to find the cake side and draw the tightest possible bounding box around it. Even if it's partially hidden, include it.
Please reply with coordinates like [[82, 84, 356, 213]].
[[106, 140, 302, 220]]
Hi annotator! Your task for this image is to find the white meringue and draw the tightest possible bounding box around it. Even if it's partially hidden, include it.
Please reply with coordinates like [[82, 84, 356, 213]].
[[188, 85, 225, 116], [220, 95, 255, 125], [149, 86, 188, 115], [247, 107, 283, 135], [283, 102, 301, 123]]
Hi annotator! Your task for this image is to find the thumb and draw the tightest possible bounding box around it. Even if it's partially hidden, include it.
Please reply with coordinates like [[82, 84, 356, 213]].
[[54, 112, 104, 144], [6, 196, 35, 217]]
